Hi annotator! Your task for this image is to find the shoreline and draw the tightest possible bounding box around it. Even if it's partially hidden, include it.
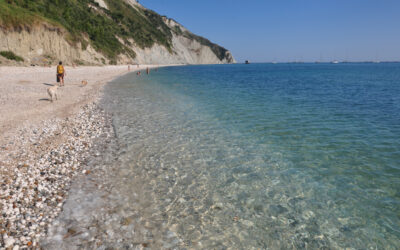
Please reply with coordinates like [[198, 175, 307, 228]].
[[0, 64, 165, 248], [0, 65, 164, 141]]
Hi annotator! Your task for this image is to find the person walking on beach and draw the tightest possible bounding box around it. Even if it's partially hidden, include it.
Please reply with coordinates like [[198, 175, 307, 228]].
[[146, 67, 150, 75], [57, 61, 65, 87]]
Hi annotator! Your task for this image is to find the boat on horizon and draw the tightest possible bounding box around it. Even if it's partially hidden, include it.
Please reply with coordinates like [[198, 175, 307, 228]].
[[245, 60, 250, 64]]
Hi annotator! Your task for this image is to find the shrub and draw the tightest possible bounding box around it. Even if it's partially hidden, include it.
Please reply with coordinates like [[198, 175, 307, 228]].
[[0, 51, 24, 61]]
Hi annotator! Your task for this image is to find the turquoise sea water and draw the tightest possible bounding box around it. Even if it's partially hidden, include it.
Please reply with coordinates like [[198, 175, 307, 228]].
[[101, 63, 400, 248]]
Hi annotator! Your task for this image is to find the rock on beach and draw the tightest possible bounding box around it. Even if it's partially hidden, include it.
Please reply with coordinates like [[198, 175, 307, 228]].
[[0, 102, 113, 248]]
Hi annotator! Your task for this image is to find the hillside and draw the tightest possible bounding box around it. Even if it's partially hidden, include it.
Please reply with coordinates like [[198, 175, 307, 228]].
[[0, 0, 235, 65]]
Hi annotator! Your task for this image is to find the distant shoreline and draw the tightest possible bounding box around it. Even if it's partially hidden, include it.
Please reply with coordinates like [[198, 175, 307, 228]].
[[236, 61, 400, 64]]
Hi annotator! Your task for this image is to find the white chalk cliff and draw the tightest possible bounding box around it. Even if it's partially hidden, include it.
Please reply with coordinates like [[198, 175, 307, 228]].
[[0, 0, 235, 65]]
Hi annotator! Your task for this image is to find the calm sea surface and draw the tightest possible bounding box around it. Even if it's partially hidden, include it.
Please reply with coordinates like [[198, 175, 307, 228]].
[[100, 63, 400, 249]]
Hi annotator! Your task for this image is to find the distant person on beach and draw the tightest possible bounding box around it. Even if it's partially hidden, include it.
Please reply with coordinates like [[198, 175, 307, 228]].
[[146, 67, 150, 75], [57, 61, 65, 87], [128, 65, 131, 71], [137, 71, 141, 76]]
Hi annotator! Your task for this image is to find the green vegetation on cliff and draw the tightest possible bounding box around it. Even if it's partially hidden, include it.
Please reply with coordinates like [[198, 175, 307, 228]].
[[0, 0, 172, 60], [0, 1, 44, 28], [0, 0, 232, 63], [0, 50, 24, 61]]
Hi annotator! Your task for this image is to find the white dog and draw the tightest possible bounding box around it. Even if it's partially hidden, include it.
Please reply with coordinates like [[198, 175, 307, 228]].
[[47, 85, 58, 102]]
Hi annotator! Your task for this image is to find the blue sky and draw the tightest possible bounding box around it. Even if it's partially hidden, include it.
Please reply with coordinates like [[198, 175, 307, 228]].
[[140, 0, 400, 62]]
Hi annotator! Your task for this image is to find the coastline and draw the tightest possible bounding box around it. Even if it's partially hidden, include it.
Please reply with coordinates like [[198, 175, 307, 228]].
[[0, 64, 163, 248], [1, 63, 398, 248]]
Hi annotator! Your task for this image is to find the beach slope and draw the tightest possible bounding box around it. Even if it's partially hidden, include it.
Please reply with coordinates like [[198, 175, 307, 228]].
[[0, 65, 156, 248]]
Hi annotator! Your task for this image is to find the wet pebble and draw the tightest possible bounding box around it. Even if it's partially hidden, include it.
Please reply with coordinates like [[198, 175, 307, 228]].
[[268, 204, 288, 216]]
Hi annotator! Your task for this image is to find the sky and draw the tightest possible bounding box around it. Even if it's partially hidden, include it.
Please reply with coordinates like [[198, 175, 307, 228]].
[[139, 0, 400, 63]]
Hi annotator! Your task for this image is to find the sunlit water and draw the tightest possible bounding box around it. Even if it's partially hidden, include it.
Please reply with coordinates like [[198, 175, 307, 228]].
[[47, 63, 400, 249]]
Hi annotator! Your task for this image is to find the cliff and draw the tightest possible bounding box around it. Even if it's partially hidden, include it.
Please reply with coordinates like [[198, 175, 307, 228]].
[[0, 0, 235, 65]]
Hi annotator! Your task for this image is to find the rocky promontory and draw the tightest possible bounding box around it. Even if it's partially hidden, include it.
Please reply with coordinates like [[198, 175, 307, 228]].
[[0, 0, 235, 66]]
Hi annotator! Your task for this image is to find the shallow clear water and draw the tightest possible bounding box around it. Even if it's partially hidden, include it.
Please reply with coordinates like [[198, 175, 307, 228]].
[[101, 63, 400, 249]]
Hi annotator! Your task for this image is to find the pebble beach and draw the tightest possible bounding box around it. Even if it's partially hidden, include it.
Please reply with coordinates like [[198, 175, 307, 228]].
[[0, 65, 157, 249]]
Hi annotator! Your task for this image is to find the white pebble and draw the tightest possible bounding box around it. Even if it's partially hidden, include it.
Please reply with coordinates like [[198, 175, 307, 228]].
[[5, 237, 15, 247]]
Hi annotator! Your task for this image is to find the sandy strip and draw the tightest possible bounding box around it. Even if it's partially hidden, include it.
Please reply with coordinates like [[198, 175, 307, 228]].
[[0, 64, 164, 248], [0, 65, 159, 141], [0, 64, 162, 170]]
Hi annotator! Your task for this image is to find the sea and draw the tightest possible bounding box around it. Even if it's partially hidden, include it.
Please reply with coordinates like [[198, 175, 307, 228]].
[[48, 63, 400, 249]]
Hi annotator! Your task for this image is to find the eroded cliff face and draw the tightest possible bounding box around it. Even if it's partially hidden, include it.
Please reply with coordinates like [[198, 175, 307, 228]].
[[0, 26, 107, 65], [163, 17, 236, 64], [118, 27, 236, 65], [0, 1, 235, 65]]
